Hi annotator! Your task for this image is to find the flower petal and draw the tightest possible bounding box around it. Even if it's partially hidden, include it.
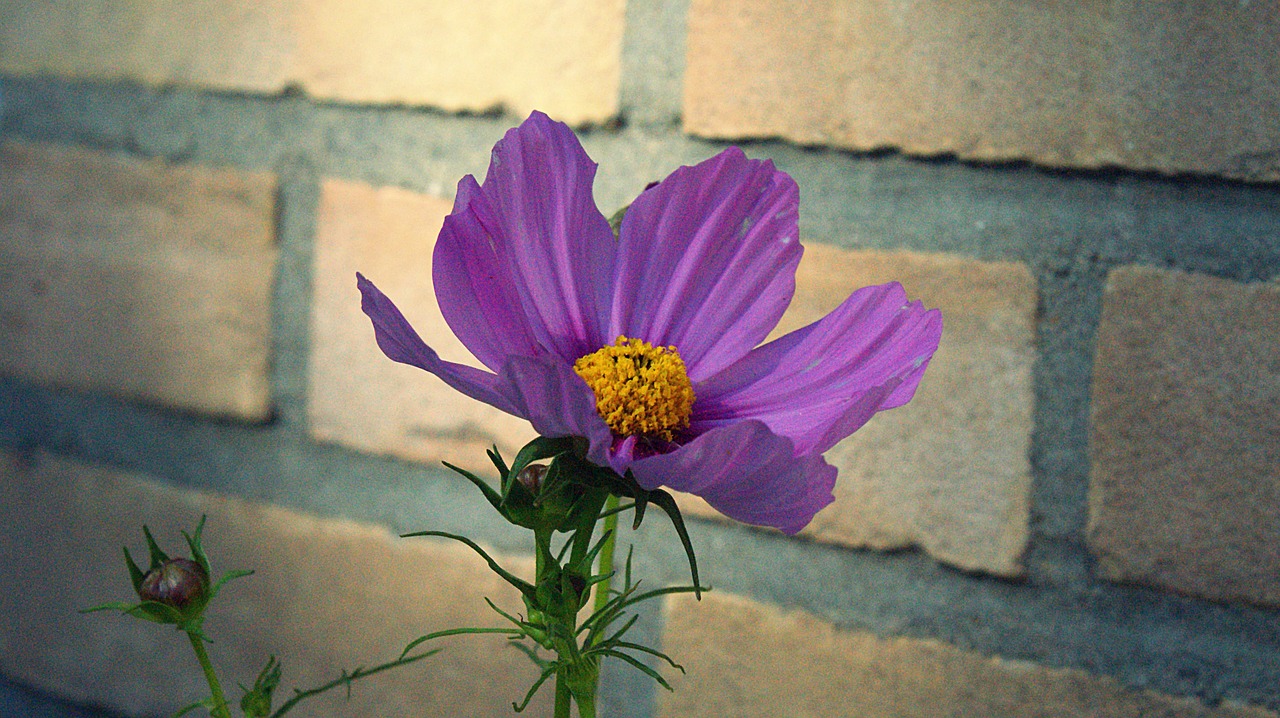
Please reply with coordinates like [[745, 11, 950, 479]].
[[434, 111, 616, 369], [693, 282, 943, 455], [495, 355, 614, 462], [624, 420, 836, 535], [431, 175, 545, 371], [358, 273, 522, 417], [609, 147, 801, 381]]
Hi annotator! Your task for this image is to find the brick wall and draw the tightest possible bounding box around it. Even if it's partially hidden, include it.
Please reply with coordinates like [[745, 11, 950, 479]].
[[1, 1, 1278, 716]]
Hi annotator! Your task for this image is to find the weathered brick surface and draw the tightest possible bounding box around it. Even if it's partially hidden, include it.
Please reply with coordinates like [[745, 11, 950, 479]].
[[1089, 266, 1280, 606], [0, 0, 624, 124], [309, 179, 536, 470], [684, 0, 1280, 182], [659, 592, 1279, 718], [0, 141, 276, 420], [0, 450, 549, 717], [678, 246, 1035, 577]]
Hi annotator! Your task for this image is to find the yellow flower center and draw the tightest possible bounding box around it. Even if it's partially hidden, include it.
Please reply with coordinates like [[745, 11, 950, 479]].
[[573, 336, 695, 440]]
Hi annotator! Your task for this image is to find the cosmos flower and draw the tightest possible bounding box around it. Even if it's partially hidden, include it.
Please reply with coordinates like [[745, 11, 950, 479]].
[[359, 111, 942, 535]]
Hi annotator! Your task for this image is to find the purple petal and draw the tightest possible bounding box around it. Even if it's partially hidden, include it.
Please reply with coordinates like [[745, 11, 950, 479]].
[[432, 176, 546, 371], [358, 273, 522, 417], [609, 147, 801, 381], [495, 355, 614, 463], [434, 111, 617, 369], [693, 282, 943, 455], [624, 420, 836, 535]]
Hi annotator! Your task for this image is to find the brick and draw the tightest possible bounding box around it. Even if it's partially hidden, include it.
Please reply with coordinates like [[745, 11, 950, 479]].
[[309, 179, 536, 471], [684, 0, 1280, 182], [0, 0, 625, 125], [659, 591, 1278, 718], [678, 246, 1035, 577], [1089, 266, 1280, 606], [0, 450, 550, 717], [0, 141, 276, 420]]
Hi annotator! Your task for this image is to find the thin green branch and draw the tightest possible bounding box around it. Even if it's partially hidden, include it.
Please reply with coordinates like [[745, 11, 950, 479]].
[[269, 650, 439, 718], [186, 631, 231, 718], [400, 625, 523, 659]]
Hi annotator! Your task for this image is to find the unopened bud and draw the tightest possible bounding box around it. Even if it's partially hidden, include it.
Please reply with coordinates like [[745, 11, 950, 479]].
[[516, 463, 548, 494], [138, 558, 208, 608]]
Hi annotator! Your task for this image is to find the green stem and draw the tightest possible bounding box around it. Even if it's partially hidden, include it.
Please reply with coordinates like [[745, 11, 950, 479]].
[[186, 631, 232, 718], [554, 671, 573, 718], [270, 650, 437, 717], [592, 494, 620, 622]]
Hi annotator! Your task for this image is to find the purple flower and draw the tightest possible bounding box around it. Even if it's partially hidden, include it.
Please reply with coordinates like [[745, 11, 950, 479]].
[[359, 111, 942, 535]]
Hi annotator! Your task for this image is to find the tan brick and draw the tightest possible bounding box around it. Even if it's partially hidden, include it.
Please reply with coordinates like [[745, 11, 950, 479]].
[[0, 0, 625, 125], [659, 592, 1277, 718], [0, 141, 276, 420], [1089, 266, 1280, 606], [684, 0, 1280, 182], [308, 179, 536, 471], [678, 246, 1035, 577], [0, 450, 550, 717]]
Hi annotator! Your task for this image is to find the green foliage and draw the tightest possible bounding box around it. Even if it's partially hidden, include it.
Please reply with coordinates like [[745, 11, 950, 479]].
[[403, 437, 710, 717], [239, 656, 282, 717], [84, 516, 437, 718]]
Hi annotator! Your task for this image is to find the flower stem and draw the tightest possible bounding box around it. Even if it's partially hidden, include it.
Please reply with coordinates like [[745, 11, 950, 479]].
[[577, 687, 597, 718], [186, 630, 231, 718], [554, 671, 573, 718], [592, 494, 620, 622]]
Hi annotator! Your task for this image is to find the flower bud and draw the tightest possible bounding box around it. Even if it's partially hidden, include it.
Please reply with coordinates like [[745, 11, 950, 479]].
[[516, 463, 548, 495], [138, 558, 209, 609], [240, 656, 282, 717]]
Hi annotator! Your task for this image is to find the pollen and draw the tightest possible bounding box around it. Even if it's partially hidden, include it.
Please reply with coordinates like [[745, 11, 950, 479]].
[[573, 336, 695, 440]]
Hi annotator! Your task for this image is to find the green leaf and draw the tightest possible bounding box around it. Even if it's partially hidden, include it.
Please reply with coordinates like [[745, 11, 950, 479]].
[[594, 648, 675, 691], [208, 569, 254, 601], [442, 461, 504, 514], [401, 530, 537, 601], [580, 584, 705, 641], [399, 625, 523, 659], [623, 545, 635, 588], [577, 583, 637, 636], [80, 601, 145, 615], [269, 649, 438, 718], [614, 585, 705, 614], [576, 528, 614, 575], [511, 664, 558, 713], [646, 489, 701, 597], [597, 500, 637, 520], [484, 596, 533, 633], [509, 640, 550, 669], [596, 613, 640, 647], [608, 640, 685, 672], [631, 491, 649, 530]]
